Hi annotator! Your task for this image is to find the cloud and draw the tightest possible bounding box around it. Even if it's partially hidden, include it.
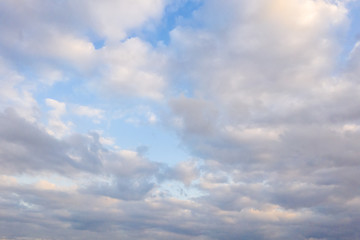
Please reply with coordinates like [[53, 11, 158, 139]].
[[113, 104, 160, 125], [86, 0, 165, 42], [166, 0, 355, 166], [72, 104, 105, 123], [162, 0, 360, 239], [167, 160, 200, 186], [0, 0, 168, 99], [0, 108, 100, 175], [0, 58, 39, 121], [45, 98, 72, 137], [72, 105, 104, 118], [168, 0, 348, 105], [84, 176, 155, 201], [1, 0, 360, 240], [94, 38, 167, 100]]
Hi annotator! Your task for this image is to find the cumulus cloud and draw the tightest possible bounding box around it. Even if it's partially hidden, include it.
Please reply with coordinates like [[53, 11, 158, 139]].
[[0, 58, 39, 121], [0, 0, 168, 99], [95, 38, 167, 100], [164, 0, 360, 239], [45, 98, 72, 137], [166, 0, 356, 165], [86, 0, 165, 42], [1, 0, 360, 240], [171, 160, 199, 186]]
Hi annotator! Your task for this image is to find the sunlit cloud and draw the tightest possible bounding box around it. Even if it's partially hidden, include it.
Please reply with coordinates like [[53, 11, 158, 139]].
[[1, 0, 360, 239]]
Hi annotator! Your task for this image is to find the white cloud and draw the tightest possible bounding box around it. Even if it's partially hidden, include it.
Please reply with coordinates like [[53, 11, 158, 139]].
[[0, 58, 39, 122], [37, 66, 65, 85], [167, 0, 351, 157], [46, 98, 66, 118], [96, 38, 167, 100], [86, 0, 165, 42], [0, 0, 168, 96], [1, 0, 360, 240], [147, 111, 158, 124], [72, 105, 104, 123], [45, 98, 72, 137]]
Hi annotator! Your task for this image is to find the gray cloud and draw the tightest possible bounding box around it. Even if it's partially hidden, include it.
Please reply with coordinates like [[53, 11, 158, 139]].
[[1, 0, 360, 240], [0, 108, 76, 175], [0, 108, 160, 178], [164, 1, 360, 239]]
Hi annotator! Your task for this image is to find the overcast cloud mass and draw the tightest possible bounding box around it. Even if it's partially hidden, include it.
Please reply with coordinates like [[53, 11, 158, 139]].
[[1, 0, 360, 239]]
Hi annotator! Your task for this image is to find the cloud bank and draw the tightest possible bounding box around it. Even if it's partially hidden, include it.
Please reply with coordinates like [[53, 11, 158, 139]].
[[1, 0, 360, 239]]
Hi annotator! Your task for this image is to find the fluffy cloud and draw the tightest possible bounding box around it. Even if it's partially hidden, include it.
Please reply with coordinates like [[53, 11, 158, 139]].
[[95, 38, 167, 100], [0, 109, 96, 175], [0, 0, 167, 99], [0, 109, 157, 177], [167, 0, 355, 165], [165, 0, 360, 239], [86, 0, 165, 42], [1, 0, 360, 240], [0, 58, 39, 121]]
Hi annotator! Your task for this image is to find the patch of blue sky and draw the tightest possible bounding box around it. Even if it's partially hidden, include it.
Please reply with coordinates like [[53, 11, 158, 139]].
[[337, 1, 360, 68], [85, 28, 106, 49], [92, 39, 106, 50], [346, 1, 360, 42], [66, 110, 190, 166], [35, 79, 190, 166], [34, 79, 105, 134], [107, 117, 190, 166], [31, 1, 202, 167], [127, 0, 203, 47], [35, 74, 116, 108]]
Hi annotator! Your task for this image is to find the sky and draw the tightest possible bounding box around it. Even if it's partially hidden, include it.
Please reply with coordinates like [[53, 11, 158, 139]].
[[0, 0, 360, 239]]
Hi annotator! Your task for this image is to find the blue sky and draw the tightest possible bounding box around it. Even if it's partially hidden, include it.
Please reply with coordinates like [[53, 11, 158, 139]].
[[1, 0, 360, 239]]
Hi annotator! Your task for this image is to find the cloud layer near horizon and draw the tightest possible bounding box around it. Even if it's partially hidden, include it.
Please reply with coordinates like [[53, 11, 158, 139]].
[[1, 0, 360, 239]]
